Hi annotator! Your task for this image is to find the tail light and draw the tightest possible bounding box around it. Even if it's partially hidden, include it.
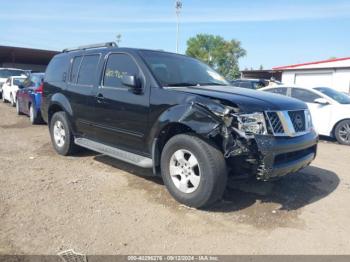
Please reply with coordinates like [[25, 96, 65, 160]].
[[35, 83, 43, 94]]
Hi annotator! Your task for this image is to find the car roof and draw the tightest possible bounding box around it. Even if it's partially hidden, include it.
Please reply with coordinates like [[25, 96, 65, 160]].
[[57, 46, 191, 59], [261, 84, 315, 90], [233, 78, 265, 82], [10, 75, 27, 79], [0, 68, 25, 71]]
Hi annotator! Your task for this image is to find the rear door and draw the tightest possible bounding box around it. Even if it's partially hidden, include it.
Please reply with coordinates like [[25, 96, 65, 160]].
[[91, 52, 150, 154], [66, 54, 101, 137]]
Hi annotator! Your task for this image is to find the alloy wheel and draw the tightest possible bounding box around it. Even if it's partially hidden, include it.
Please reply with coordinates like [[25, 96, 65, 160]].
[[16, 99, 20, 114], [29, 106, 34, 123], [53, 120, 66, 147], [338, 122, 350, 143], [10, 94, 14, 106], [169, 149, 201, 194]]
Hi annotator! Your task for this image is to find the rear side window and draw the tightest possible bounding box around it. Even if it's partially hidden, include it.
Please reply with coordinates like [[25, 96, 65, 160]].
[[70, 56, 83, 83], [291, 88, 321, 103], [103, 53, 139, 88], [266, 87, 288, 96], [77, 55, 100, 86], [240, 81, 252, 88], [45, 56, 68, 82]]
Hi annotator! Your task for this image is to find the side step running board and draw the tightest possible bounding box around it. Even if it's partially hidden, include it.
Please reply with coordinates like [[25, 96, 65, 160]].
[[74, 138, 153, 168]]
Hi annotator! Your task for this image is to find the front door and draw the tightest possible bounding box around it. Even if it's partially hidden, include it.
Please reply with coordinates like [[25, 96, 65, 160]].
[[290, 88, 331, 134], [91, 53, 150, 154]]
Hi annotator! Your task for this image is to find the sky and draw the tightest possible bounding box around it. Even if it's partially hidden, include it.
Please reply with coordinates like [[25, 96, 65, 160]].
[[1, 0, 350, 69]]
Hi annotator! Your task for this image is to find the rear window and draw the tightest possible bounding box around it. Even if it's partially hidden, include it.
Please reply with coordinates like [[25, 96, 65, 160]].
[[240, 81, 252, 88], [30, 75, 44, 88], [45, 56, 68, 82], [77, 55, 100, 86], [13, 78, 26, 86], [266, 87, 288, 96]]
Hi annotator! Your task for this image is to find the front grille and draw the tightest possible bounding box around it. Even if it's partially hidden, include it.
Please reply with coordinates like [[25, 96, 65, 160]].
[[288, 110, 306, 133], [266, 110, 309, 136], [266, 112, 284, 134]]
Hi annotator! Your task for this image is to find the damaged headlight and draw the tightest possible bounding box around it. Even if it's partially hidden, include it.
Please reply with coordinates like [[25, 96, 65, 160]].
[[237, 112, 267, 135]]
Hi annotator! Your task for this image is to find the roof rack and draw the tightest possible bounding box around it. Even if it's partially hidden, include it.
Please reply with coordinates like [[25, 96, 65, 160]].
[[62, 42, 117, 52]]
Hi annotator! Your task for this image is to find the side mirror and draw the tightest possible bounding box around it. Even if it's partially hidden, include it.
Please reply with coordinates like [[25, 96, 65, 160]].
[[121, 75, 142, 93], [18, 84, 25, 89], [314, 98, 329, 105]]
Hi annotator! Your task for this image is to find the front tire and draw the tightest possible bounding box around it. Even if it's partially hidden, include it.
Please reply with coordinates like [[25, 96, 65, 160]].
[[335, 120, 350, 145], [49, 111, 78, 155], [160, 134, 227, 208]]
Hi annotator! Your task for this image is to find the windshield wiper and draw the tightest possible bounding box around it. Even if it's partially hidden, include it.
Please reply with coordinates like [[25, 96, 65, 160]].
[[197, 82, 228, 86], [165, 82, 199, 87], [165, 82, 228, 87]]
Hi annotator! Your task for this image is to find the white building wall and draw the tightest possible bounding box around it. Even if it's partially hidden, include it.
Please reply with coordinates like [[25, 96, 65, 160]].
[[281, 69, 350, 93], [334, 69, 350, 93]]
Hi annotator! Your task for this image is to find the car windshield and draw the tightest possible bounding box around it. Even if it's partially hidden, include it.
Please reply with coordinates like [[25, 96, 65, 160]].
[[140, 51, 229, 87], [314, 87, 350, 104], [13, 78, 26, 86], [0, 69, 26, 78]]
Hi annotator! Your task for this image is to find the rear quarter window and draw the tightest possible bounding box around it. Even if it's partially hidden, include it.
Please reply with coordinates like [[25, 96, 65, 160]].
[[45, 56, 69, 83]]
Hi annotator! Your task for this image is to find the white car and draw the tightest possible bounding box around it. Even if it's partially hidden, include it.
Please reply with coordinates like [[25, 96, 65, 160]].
[[2, 76, 27, 106], [0, 68, 26, 97], [261, 85, 350, 145]]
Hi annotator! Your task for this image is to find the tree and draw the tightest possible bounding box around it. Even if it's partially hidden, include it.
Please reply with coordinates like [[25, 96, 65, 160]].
[[186, 34, 246, 79], [259, 65, 264, 70]]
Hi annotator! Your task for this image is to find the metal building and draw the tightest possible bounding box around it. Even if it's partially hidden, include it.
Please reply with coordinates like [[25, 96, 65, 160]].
[[0, 45, 59, 72], [273, 57, 350, 93]]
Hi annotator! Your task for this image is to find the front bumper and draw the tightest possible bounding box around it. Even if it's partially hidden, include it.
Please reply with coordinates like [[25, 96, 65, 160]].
[[254, 130, 318, 180]]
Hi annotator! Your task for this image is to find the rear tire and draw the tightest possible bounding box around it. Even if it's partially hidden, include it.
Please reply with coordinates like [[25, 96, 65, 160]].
[[10, 94, 15, 107], [49, 111, 78, 155], [335, 120, 350, 145], [29, 104, 40, 124], [16, 98, 23, 115], [160, 134, 227, 208]]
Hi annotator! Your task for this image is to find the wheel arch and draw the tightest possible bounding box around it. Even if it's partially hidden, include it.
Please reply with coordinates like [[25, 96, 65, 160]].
[[47, 93, 73, 125], [332, 118, 350, 137], [150, 103, 224, 175]]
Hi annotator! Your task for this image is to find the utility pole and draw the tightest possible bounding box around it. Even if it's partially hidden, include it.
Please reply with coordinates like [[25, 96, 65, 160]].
[[175, 0, 182, 53], [116, 34, 122, 45]]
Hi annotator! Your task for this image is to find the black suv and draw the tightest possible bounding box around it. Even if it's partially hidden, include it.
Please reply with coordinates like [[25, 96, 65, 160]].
[[42, 42, 318, 208]]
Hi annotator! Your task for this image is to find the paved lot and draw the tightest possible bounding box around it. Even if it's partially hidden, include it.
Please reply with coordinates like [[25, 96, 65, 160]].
[[0, 102, 350, 255]]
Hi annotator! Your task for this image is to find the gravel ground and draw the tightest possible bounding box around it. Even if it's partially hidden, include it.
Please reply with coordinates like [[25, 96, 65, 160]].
[[0, 102, 350, 255]]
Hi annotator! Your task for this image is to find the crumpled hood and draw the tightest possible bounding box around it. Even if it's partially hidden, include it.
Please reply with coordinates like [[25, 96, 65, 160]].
[[168, 85, 307, 113]]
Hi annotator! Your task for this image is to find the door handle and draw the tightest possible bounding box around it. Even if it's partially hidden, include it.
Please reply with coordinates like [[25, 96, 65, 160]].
[[96, 93, 105, 103]]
